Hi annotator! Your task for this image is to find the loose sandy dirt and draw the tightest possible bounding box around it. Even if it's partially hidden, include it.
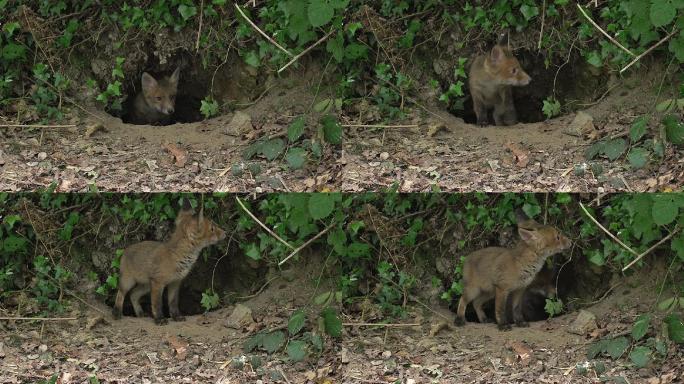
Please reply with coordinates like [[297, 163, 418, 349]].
[[1, 62, 682, 193], [2, 258, 682, 384]]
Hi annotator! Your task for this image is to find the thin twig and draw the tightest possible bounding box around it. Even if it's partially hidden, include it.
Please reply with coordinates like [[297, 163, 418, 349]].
[[622, 226, 680, 272], [342, 322, 421, 327], [620, 28, 679, 74], [579, 201, 639, 257], [195, 0, 204, 53], [341, 124, 419, 129], [576, 4, 634, 57], [278, 29, 334, 73], [278, 223, 335, 266], [538, 0, 546, 50], [278, 368, 292, 384], [235, 196, 294, 249], [236, 275, 279, 300], [0, 124, 77, 128], [0, 317, 77, 321], [234, 3, 292, 57]]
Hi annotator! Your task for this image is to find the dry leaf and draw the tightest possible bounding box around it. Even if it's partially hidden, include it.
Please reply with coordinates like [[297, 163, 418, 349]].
[[505, 142, 530, 168], [84, 123, 105, 138], [507, 340, 533, 366], [167, 336, 188, 360], [162, 143, 188, 167]]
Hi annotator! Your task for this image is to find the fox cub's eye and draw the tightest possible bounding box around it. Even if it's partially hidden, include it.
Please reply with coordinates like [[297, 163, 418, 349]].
[[156, 96, 162, 101], [511, 68, 518, 75]]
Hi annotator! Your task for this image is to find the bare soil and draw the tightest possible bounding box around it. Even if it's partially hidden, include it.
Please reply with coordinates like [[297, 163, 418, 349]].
[[2, 257, 682, 384], [2, 63, 682, 193]]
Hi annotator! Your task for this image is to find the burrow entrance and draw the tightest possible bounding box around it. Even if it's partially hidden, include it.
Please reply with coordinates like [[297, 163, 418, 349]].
[[456, 50, 605, 125]]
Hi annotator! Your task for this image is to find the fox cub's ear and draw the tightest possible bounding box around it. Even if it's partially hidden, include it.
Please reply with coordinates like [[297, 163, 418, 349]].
[[169, 67, 180, 87], [141, 72, 158, 92]]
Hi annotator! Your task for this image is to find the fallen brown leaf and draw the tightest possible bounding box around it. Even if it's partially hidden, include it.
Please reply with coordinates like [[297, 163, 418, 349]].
[[506, 340, 533, 366], [167, 335, 188, 360], [162, 143, 188, 167], [505, 142, 530, 168]]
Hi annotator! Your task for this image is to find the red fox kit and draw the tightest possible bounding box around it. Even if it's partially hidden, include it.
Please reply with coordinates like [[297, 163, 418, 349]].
[[468, 34, 531, 126], [454, 221, 570, 330], [129, 67, 180, 125], [112, 201, 225, 324]]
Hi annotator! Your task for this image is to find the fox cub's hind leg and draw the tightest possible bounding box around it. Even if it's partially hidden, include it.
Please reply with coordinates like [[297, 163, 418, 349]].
[[113, 275, 136, 319], [167, 281, 185, 322]]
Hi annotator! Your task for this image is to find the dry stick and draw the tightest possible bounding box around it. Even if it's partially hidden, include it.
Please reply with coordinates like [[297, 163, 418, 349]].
[[236, 275, 279, 300], [234, 3, 292, 57], [576, 3, 635, 57], [622, 226, 681, 272], [235, 196, 294, 249], [195, 0, 204, 53], [538, 0, 547, 50], [0, 124, 77, 129], [278, 223, 335, 266], [620, 28, 679, 74], [579, 201, 639, 257], [341, 124, 418, 129], [0, 317, 77, 321], [278, 29, 334, 73], [342, 322, 420, 327]]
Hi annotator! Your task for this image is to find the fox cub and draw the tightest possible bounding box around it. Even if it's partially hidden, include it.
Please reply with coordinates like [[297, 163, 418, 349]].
[[129, 67, 180, 125], [112, 201, 225, 324], [454, 219, 570, 330], [468, 34, 531, 126]]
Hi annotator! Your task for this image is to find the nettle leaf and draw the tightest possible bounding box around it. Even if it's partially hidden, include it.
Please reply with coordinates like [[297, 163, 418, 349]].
[[671, 234, 684, 261], [321, 307, 342, 337], [663, 114, 684, 145], [286, 147, 307, 170], [666, 314, 684, 343], [632, 314, 651, 341], [243, 333, 264, 352], [314, 291, 333, 306], [627, 147, 649, 169], [606, 337, 629, 359], [629, 346, 651, 368], [630, 116, 649, 142], [587, 339, 608, 359], [261, 138, 285, 161], [308, 193, 335, 220], [651, 195, 678, 225], [650, 0, 676, 27], [519, 4, 539, 20], [178, 4, 197, 20], [603, 138, 627, 161], [326, 33, 345, 62], [321, 115, 343, 144], [287, 340, 307, 362], [669, 33, 684, 62], [262, 331, 286, 353], [288, 117, 306, 142], [288, 310, 306, 336], [308, 0, 334, 27]]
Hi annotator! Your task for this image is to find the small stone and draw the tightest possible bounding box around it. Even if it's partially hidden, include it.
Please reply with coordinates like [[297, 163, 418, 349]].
[[566, 111, 595, 137], [381, 350, 392, 359], [569, 310, 598, 335], [379, 152, 390, 160], [226, 304, 254, 329], [227, 111, 253, 136]]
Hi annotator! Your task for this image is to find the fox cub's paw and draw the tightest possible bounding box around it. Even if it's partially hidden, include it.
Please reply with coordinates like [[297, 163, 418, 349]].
[[497, 323, 512, 331], [172, 315, 186, 322], [112, 308, 122, 320], [154, 317, 169, 326], [454, 317, 465, 326]]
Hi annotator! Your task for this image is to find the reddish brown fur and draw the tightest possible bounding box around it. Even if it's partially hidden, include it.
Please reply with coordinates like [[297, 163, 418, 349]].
[[454, 222, 570, 330], [468, 43, 531, 126], [112, 205, 225, 324], [129, 67, 180, 125]]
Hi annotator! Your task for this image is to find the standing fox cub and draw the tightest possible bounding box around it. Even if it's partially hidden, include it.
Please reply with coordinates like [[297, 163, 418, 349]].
[[129, 67, 180, 125], [454, 219, 570, 330], [112, 201, 225, 324], [469, 34, 531, 126]]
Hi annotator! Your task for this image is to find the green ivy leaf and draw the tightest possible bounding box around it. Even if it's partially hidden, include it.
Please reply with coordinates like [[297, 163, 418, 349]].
[[262, 331, 286, 353], [650, 0, 676, 27], [308, 0, 334, 27], [287, 340, 307, 362], [520, 4, 539, 20], [627, 147, 649, 169], [631, 314, 651, 341], [321, 307, 342, 337], [309, 193, 335, 220], [245, 243, 261, 260], [243, 50, 260, 68], [178, 4, 197, 20], [606, 337, 629, 359], [629, 346, 651, 368], [288, 310, 306, 336]]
